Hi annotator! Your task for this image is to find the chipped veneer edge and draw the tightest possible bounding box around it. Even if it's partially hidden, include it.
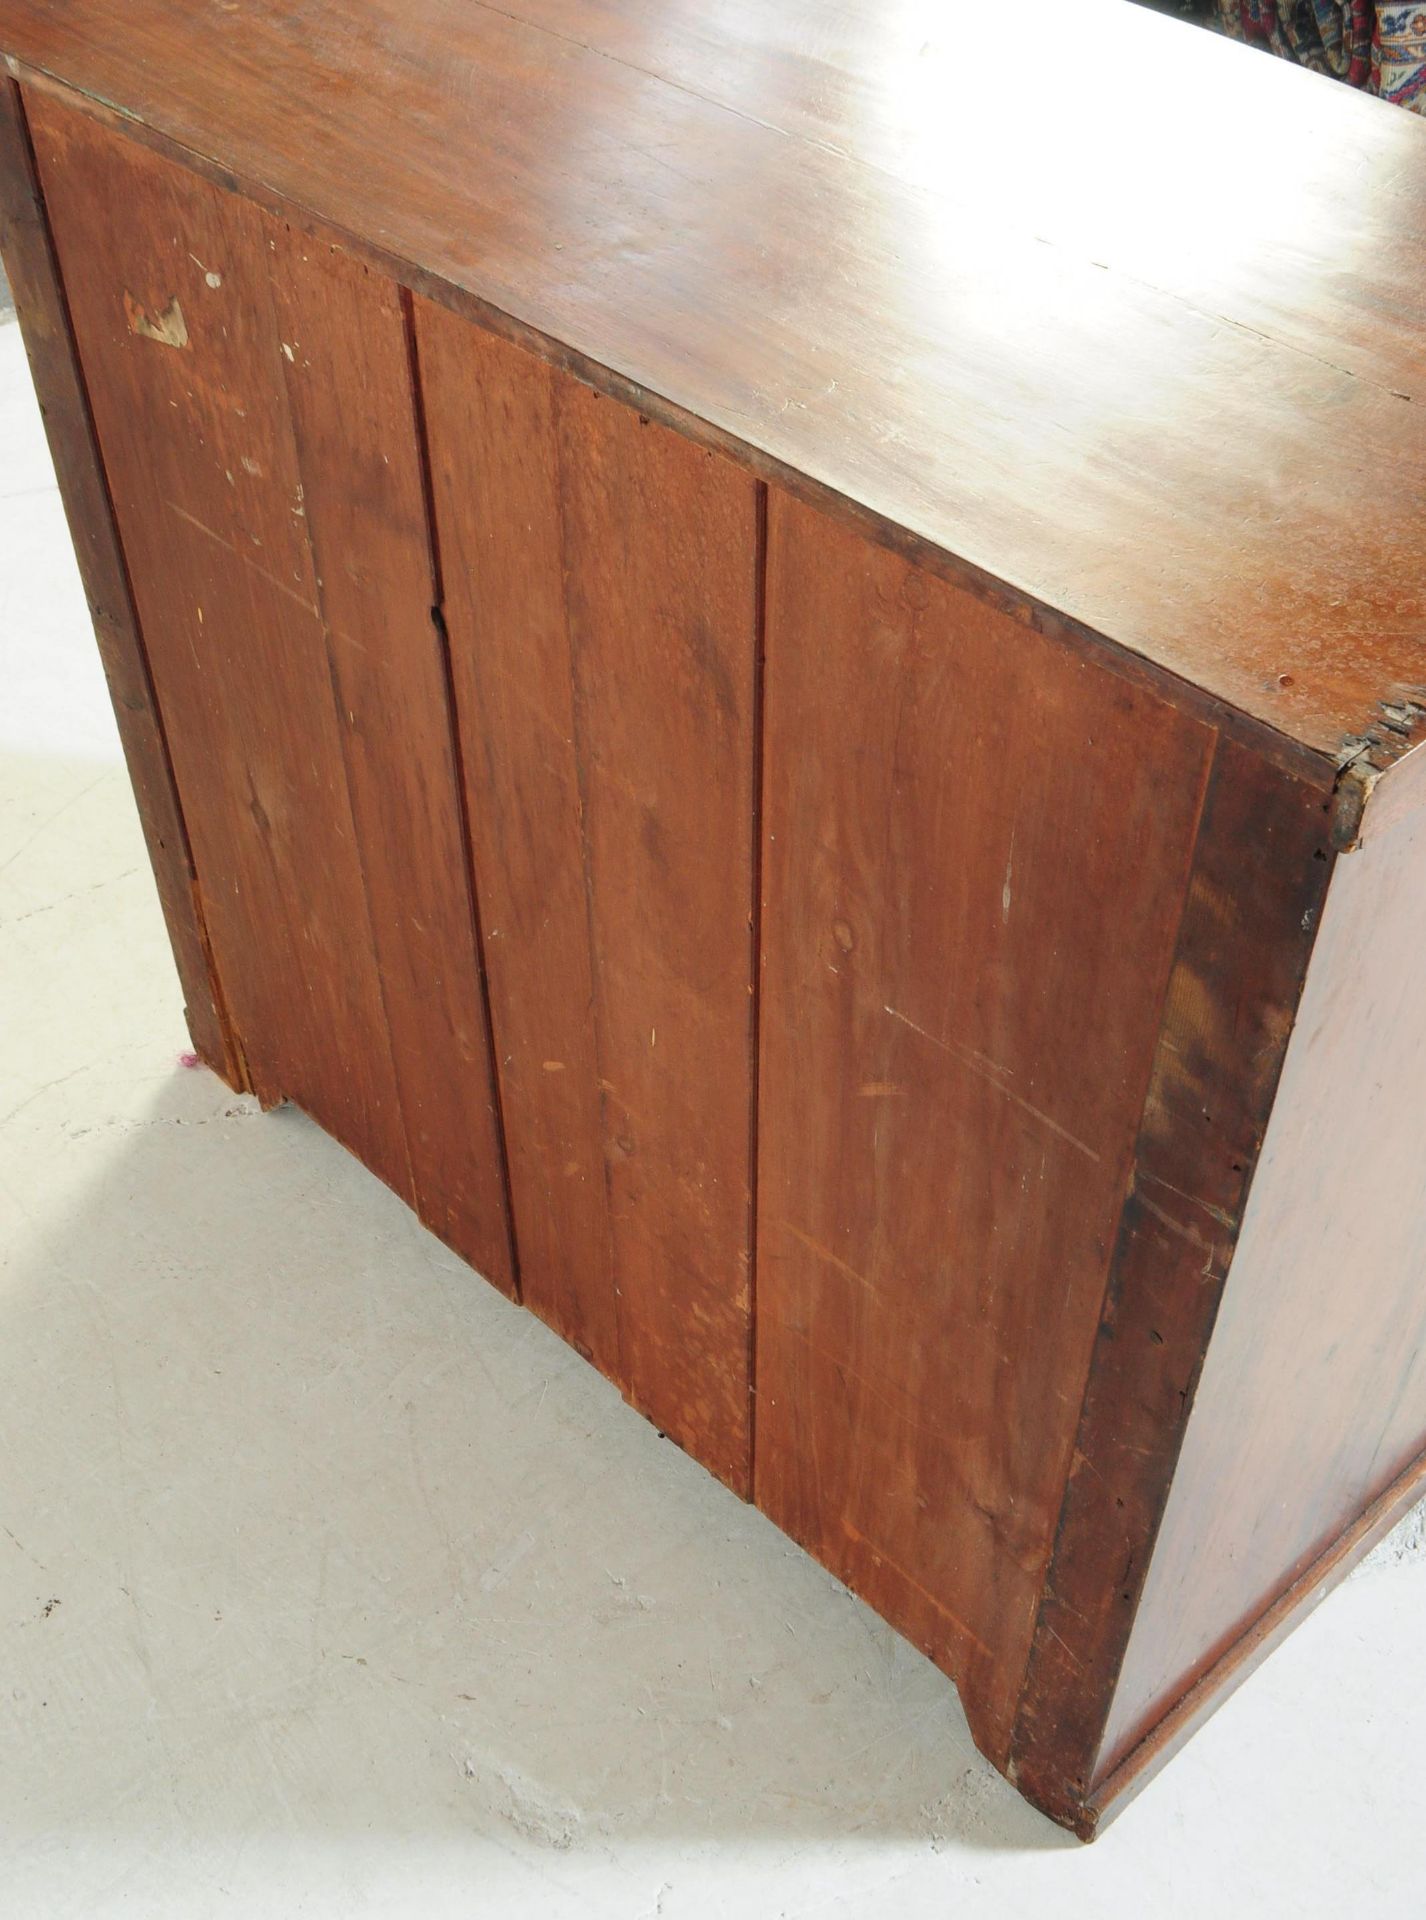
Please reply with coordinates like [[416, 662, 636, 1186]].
[[1329, 691, 1426, 852]]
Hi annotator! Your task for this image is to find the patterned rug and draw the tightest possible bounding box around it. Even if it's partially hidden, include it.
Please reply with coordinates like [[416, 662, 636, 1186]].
[[1218, 2, 1426, 110]]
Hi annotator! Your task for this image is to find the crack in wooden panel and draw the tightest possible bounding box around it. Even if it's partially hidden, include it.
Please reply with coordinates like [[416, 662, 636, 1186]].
[[27, 88, 514, 1290], [415, 305, 760, 1493]]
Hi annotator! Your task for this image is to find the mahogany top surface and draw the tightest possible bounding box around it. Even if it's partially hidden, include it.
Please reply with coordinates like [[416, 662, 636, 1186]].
[[4, 0, 1425, 765]]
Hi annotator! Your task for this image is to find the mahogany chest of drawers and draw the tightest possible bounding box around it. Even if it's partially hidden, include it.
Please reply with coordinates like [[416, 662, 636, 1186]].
[[3, 0, 1424, 1837]]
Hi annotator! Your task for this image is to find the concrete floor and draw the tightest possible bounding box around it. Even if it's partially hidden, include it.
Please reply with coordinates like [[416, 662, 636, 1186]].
[[2, 312, 1424, 1916]]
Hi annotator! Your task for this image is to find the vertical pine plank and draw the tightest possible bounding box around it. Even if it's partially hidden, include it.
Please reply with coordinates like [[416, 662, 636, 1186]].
[[0, 78, 238, 1083], [416, 306, 759, 1492], [755, 489, 1215, 1756], [29, 94, 513, 1290], [269, 249, 514, 1289]]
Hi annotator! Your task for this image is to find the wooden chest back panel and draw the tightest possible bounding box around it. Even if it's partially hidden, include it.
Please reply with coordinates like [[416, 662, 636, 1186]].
[[414, 307, 760, 1493], [1104, 791, 1426, 1772], [753, 491, 1216, 1755], [8, 7, 1426, 1833], [29, 93, 514, 1290]]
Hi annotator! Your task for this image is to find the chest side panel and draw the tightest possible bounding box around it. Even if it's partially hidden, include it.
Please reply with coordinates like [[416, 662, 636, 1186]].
[[1105, 787, 1426, 1774]]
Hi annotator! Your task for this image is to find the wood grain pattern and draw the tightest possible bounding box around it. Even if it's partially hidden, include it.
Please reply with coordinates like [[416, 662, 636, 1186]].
[[8, 9, 1426, 1843], [28, 91, 513, 1289], [266, 255, 515, 1285], [1099, 771, 1426, 1782], [1086, 1435, 1426, 1834], [415, 306, 760, 1491], [754, 491, 1216, 1759], [3, 0, 1425, 767], [496, 0, 1426, 392], [1007, 740, 1332, 1831], [0, 76, 238, 1082]]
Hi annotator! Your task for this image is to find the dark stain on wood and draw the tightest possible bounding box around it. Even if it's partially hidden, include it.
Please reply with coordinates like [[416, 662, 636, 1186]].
[[1007, 740, 1332, 1834]]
